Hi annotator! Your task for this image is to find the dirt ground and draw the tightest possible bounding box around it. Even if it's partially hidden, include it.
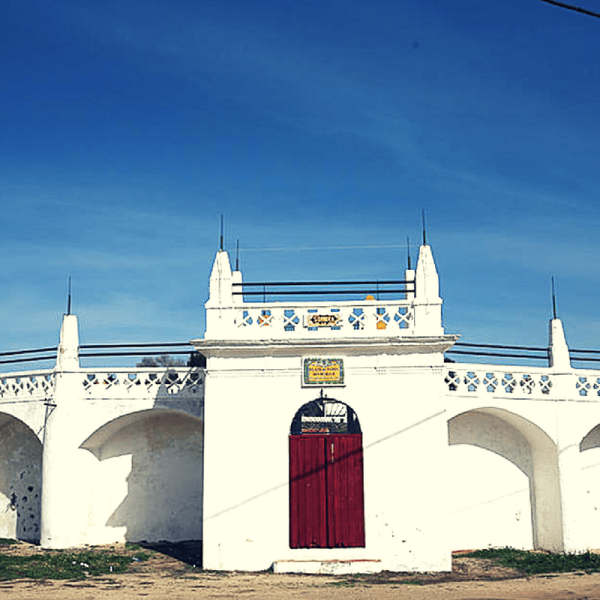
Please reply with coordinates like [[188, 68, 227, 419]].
[[3, 542, 600, 600]]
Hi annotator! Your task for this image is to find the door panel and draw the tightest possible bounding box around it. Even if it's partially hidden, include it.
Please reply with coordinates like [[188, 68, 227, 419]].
[[290, 434, 365, 548], [289, 435, 327, 548], [327, 434, 365, 547]]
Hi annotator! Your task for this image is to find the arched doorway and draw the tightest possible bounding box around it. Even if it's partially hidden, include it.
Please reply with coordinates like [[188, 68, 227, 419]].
[[289, 398, 365, 548]]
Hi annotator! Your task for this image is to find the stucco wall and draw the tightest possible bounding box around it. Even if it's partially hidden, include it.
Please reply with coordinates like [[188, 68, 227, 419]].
[[448, 440, 533, 550], [39, 368, 205, 549], [85, 409, 204, 544], [445, 392, 600, 553], [202, 350, 452, 572]]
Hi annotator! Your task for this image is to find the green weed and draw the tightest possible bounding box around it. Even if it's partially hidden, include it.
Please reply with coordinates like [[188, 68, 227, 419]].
[[463, 548, 600, 575], [124, 542, 142, 551], [0, 548, 150, 581]]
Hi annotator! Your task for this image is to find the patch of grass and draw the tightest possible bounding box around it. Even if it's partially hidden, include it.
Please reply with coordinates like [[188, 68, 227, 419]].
[[0, 548, 151, 581], [124, 543, 142, 551], [463, 548, 600, 575], [0, 539, 18, 546]]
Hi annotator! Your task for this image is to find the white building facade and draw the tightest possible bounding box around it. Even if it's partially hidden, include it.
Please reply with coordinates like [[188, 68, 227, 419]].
[[2, 243, 600, 573]]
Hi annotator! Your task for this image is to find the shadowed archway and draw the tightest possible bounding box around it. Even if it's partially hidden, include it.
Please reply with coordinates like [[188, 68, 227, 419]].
[[0, 413, 42, 543]]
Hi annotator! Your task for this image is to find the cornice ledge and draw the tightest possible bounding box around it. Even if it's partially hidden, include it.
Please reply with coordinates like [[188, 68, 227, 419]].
[[191, 334, 459, 357]]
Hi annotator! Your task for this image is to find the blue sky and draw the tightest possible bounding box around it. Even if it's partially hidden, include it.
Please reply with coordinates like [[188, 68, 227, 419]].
[[1, 0, 600, 368]]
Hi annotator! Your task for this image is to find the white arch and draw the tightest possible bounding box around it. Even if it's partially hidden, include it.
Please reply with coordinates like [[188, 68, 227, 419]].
[[81, 407, 203, 459], [80, 408, 204, 544], [448, 407, 562, 551], [290, 397, 362, 435]]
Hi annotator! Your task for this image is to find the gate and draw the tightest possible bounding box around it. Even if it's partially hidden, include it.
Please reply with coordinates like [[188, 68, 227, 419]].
[[289, 399, 365, 548]]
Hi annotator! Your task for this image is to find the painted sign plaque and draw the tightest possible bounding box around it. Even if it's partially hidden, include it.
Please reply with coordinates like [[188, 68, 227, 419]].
[[305, 314, 342, 328], [303, 358, 345, 387]]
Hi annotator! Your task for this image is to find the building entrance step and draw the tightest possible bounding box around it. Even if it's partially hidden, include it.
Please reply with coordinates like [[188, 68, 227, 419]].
[[272, 558, 382, 574]]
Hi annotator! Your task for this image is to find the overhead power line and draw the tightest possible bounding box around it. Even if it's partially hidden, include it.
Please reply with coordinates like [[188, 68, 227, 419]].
[[540, 0, 600, 19]]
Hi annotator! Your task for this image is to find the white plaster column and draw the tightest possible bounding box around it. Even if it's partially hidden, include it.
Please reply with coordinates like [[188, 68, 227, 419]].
[[555, 411, 588, 552], [205, 251, 235, 339], [40, 314, 95, 548], [549, 319, 571, 370], [530, 443, 564, 552], [546, 318, 587, 550], [413, 245, 443, 336]]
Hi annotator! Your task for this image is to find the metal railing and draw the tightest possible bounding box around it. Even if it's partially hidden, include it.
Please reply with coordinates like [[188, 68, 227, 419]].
[[447, 342, 600, 366], [232, 279, 415, 301]]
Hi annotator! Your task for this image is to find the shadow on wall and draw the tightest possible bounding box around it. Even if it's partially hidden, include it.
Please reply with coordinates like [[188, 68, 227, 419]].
[[81, 408, 204, 545], [581, 424, 600, 452], [0, 414, 42, 543]]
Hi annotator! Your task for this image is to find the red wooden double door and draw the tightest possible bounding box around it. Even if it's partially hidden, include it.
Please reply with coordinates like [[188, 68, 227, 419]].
[[289, 433, 365, 548]]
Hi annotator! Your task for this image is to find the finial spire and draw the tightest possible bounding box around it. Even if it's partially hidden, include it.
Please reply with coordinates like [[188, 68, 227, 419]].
[[422, 209, 427, 245], [407, 237, 412, 270], [220, 215, 224, 251], [235, 239, 240, 271], [67, 276, 72, 315], [552, 276, 558, 320]]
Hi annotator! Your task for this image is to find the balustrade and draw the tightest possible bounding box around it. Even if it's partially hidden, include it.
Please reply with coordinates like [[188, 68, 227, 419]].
[[444, 366, 600, 400], [81, 368, 204, 399], [224, 301, 414, 338], [0, 371, 54, 401], [444, 366, 554, 398]]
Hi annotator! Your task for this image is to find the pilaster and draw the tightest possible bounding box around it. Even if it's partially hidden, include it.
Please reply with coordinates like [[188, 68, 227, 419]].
[[555, 406, 588, 552]]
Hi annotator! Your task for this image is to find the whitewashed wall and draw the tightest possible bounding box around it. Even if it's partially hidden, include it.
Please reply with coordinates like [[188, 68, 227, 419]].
[[200, 347, 453, 573], [40, 368, 204, 548]]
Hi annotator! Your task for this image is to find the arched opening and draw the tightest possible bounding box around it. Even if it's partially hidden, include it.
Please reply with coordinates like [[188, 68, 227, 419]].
[[448, 408, 562, 552], [579, 424, 600, 543], [0, 413, 42, 543], [289, 398, 364, 549], [81, 408, 203, 544]]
